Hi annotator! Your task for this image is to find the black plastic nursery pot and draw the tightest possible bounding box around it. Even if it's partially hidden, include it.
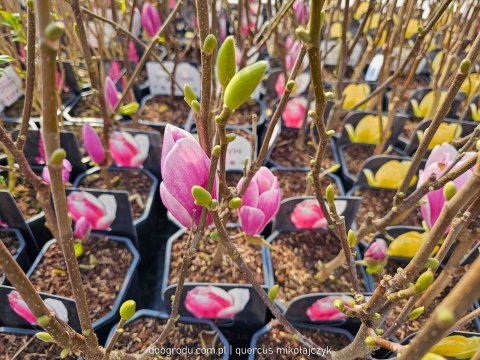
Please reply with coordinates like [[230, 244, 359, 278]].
[[0, 228, 29, 285], [26, 233, 140, 342], [248, 322, 353, 360], [104, 309, 230, 359]]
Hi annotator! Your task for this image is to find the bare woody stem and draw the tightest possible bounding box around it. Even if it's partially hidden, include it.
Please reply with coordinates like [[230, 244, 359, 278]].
[[35, 0, 98, 351]]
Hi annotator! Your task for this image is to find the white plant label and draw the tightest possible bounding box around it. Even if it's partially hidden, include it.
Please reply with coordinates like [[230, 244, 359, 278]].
[[0, 66, 23, 112], [147, 61, 201, 96], [226, 135, 252, 171], [365, 54, 384, 82]]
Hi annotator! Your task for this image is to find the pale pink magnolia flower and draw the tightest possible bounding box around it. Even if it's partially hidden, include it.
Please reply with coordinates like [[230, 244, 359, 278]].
[[418, 143, 476, 232], [110, 131, 150, 168], [41, 159, 72, 184], [8, 291, 69, 325], [307, 295, 353, 321], [291, 199, 328, 229], [141, 2, 161, 37], [237, 167, 281, 236], [160, 125, 217, 228], [282, 97, 307, 128], [82, 123, 106, 164], [185, 286, 250, 319], [67, 192, 117, 230], [74, 216, 91, 241], [105, 76, 120, 112]]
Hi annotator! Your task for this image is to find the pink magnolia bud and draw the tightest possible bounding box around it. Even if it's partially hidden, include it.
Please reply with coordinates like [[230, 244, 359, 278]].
[[282, 97, 307, 128], [105, 76, 120, 112], [128, 41, 139, 63], [108, 61, 123, 83], [109, 131, 150, 168], [293, 0, 307, 24], [365, 239, 387, 264], [74, 216, 91, 241], [185, 285, 250, 319], [237, 167, 281, 236], [41, 159, 72, 184], [67, 191, 117, 230], [141, 2, 161, 37], [160, 125, 217, 228], [82, 123, 106, 164], [306, 295, 353, 321], [291, 199, 328, 229]]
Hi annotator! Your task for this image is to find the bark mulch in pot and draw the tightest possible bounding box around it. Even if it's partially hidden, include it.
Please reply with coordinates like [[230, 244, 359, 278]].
[[269, 131, 336, 169], [401, 118, 420, 140], [29, 236, 133, 322], [272, 170, 340, 198], [79, 169, 152, 219], [115, 316, 225, 359], [353, 188, 423, 238], [228, 101, 261, 126], [10, 177, 43, 220], [140, 96, 190, 126], [255, 325, 351, 360], [271, 231, 367, 304], [168, 227, 264, 285], [0, 333, 76, 360], [341, 144, 402, 178], [3, 98, 41, 118], [69, 93, 101, 118], [1, 230, 20, 257]]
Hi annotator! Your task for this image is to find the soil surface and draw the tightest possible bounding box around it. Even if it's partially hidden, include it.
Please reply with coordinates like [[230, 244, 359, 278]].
[[401, 118, 421, 140], [0, 229, 20, 257], [0, 333, 76, 360], [79, 169, 152, 219], [272, 170, 340, 198], [341, 144, 401, 178], [269, 131, 337, 169], [29, 236, 133, 321], [271, 231, 367, 304], [115, 316, 225, 359], [140, 96, 190, 126], [168, 227, 264, 285], [228, 101, 261, 126], [4, 98, 41, 118], [10, 176, 42, 219], [255, 325, 351, 360], [69, 93, 102, 118]]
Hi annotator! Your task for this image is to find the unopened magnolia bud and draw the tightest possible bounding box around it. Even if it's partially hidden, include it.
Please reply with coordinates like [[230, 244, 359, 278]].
[[203, 34, 217, 54], [417, 26, 423, 34], [476, 139, 480, 151], [27, 0, 34, 8], [74, 242, 83, 258], [437, 307, 454, 324], [372, 313, 381, 319], [308, 110, 317, 118], [286, 80, 295, 91], [268, 285, 279, 301], [347, 229, 356, 247], [82, 330, 91, 336], [365, 336, 376, 346], [36, 332, 54, 343], [325, 92, 334, 100], [212, 145, 221, 155], [226, 133, 236, 142], [327, 130, 335, 138], [333, 299, 345, 311], [295, 26, 311, 43], [224, 61, 267, 110], [120, 102, 140, 115], [414, 271, 434, 293], [192, 186, 212, 207], [443, 182, 457, 201], [184, 84, 197, 105], [60, 348, 70, 359], [210, 230, 220, 241], [376, 328, 384, 336], [326, 184, 335, 204], [120, 300, 136, 321], [408, 306, 425, 320], [425, 258, 439, 269], [50, 148, 66, 165], [217, 36, 236, 88], [229, 197, 242, 209], [191, 100, 201, 113], [37, 315, 51, 327], [45, 21, 65, 42], [460, 59, 472, 72]]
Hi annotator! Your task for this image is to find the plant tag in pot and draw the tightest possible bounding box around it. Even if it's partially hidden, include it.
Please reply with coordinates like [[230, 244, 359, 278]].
[[0, 66, 23, 111], [147, 61, 201, 96], [365, 54, 384, 82], [225, 135, 252, 171]]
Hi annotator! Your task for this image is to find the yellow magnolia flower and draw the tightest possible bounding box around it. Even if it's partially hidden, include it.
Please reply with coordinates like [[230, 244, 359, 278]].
[[387, 231, 429, 258], [460, 73, 480, 99], [342, 83, 371, 110], [431, 51, 456, 73], [363, 160, 417, 189], [330, 22, 343, 39], [430, 335, 480, 360], [345, 114, 388, 144], [417, 123, 462, 150], [353, 2, 369, 20], [421, 354, 446, 360], [405, 19, 420, 39], [410, 90, 448, 118], [470, 103, 480, 122]]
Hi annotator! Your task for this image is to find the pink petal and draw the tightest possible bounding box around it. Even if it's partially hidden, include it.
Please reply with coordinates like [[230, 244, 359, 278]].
[[160, 182, 194, 228], [257, 189, 281, 226], [105, 76, 120, 112], [217, 288, 250, 318], [238, 206, 265, 236], [238, 178, 259, 208], [8, 291, 37, 324], [82, 123, 105, 164], [161, 124, 196, 170]]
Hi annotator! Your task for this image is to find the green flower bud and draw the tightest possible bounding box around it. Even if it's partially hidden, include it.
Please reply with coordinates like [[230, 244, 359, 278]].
[[74, 241, 83, 258], [326, 130, 335, 138], [60, 348, 70, 359], [82, 330, 91, 336], [365, 336, 376, 347], [216, 36, 236, 88], [229, 197, 242, 209], [417, 26, 423, 34], [50, 148, 66, 165], [27, 0, 34, 8], [295, 26, 311, 43], [325, 92, 334, 100], [226, 133, 236, 142], [308, 110, 317, 118], [184, 84, 197, 105], [408, 306, 425, 320], [347, 230, 356, 247], [45, 21, 65, 42], [372, 313, 381, 319], [376, 328, 384, 336], [212, 145, 221, 155], [436, 307, 454, 324], [310, 160, 316, 167], [119, 102, 140, 115], [224, 61, 267, 110], [268, 285, 279, 301], [425, 258, 439, 269], [326, 184, 335, 204], [203, 34, 217, 54], [190, 100, 201, 113], [460, 59, 472, 73], [476, 139, 480, 151], [414, 270, 434, 293], [36, 315, 51, 327], [192, 186, 212, 207], [36, 332, 54, 343], [286, 80, 295, 91], [443, 181, 457, 201], [210, 230, 220, 241], [333, 299, 345, 311], [366, 264, 385, 274], [120, 300, 136, 321]]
